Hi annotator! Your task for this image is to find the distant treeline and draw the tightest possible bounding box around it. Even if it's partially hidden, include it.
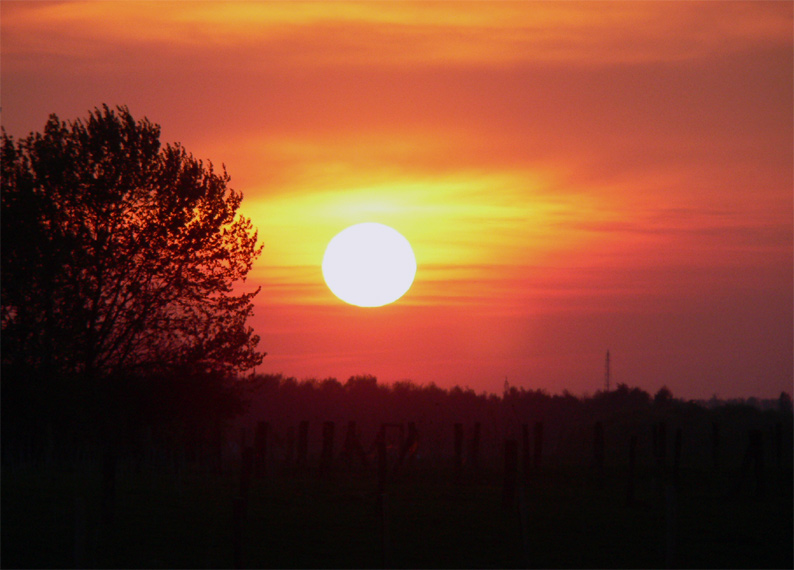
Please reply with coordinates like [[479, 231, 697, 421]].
[[235, 374, 793, 471], [245, 373, 793, 418]]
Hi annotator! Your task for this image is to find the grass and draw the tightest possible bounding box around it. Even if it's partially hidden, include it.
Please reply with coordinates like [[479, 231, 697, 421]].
[[2, 459, 792, 568]]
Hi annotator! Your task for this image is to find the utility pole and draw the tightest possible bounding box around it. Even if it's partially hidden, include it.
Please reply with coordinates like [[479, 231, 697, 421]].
[[605, 350, 611, 392]]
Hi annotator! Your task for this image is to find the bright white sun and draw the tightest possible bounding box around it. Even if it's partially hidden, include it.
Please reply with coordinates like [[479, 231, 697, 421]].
[[322, 222, 417, 307]]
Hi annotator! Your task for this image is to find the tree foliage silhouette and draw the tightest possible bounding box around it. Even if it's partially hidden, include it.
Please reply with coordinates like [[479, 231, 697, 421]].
[[1, 105, 264, 384]]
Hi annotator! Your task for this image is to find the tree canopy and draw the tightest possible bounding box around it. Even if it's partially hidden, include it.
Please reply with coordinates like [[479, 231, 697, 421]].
[[1, 105, 264, 383]]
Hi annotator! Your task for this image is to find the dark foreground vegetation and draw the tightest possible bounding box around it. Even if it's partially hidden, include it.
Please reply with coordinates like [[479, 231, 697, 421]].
[[3, 376, 792, 569]]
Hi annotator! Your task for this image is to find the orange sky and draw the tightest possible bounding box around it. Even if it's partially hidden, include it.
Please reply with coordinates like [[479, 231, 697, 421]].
[[2, 1, 792, 398]]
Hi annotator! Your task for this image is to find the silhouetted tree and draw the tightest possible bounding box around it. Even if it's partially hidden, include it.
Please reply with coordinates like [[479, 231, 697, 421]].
[[2, 106, 263, 452], [2, 105, 263, 378]]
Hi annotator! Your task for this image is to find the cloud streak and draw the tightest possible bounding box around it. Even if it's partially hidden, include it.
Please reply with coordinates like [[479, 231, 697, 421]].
[[5, 1, 790, 70]]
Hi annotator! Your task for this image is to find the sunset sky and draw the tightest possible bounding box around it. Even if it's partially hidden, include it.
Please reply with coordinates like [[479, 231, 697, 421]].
[[2, 1, 792, 399]]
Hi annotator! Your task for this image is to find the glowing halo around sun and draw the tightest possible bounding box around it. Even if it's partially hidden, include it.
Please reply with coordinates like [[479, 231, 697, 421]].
[[322, 222, 417, 307]]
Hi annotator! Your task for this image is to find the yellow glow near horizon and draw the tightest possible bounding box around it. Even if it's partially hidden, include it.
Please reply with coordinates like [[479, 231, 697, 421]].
[[322, 223, 417, 307], [238, 162, 616, 309]]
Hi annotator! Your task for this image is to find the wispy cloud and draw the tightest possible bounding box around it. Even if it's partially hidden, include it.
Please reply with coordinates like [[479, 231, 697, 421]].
[[4, 1, 790, 71]]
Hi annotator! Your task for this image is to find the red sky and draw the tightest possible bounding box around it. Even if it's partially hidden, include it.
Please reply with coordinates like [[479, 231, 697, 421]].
[[2, 1, 792, 399]]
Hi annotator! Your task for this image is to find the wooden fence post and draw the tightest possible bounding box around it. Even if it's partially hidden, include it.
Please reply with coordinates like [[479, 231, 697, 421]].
[[711, 422, 720, 472], [673, 428, 682, 487], [652, 423, 659, 460], [407, 422, 418, 470], [502, 439, 519, 510], [774, 422, 782, 471], [655, 421, 667, 498], [469, 421, 481, 473], [377, 427, 388, 494], [254, 421, 269, 478], [343, 420, 369, 470], [297, 421, 309, 473], [657, 422, 667, 473], [750, 429, 765, 498], [394, 422, 418, 475], [626, 435, 637, 507], [453, 423, 463, 482], [521, 423, 531, 484], [533, 422, 543, 469], [342, 421, 356, 468], [593, 422, 605, 482], [240, 447, 253, 501], [734, 428, 765, 497], [283, 426, 296, 475], [320, 421, 335, 479], [376, 423, 391, 567]]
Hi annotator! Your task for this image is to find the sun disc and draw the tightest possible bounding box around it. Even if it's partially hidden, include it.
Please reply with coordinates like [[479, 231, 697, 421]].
[[322, 223, 417, 307]]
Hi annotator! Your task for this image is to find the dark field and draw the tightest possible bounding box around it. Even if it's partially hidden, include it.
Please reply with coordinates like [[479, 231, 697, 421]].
[[3, 448, 792, 569]]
